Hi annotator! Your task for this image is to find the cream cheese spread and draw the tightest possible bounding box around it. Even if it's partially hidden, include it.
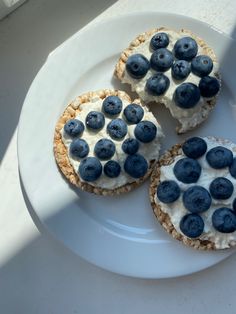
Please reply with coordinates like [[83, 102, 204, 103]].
[[155, 137, 236, 249], [61, 96, 163, 189]]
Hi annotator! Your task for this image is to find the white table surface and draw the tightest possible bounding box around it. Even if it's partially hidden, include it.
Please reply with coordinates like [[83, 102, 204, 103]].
[[1, 0, 236, 313]]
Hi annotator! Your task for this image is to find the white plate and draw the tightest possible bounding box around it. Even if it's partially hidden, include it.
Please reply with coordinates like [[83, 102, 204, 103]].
[[18, 12, 236, 278]]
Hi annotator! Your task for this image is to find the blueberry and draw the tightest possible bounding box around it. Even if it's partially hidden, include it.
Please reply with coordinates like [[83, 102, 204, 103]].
[[134, 121, 157, 143], [64, 119, 84, 137], [102, 96, 122, 115], [157, 180, 181, 203], [206, 146, 233, 169], [191, 55, 213, 77], [150, 48, 174, 72], [180, 213, 204, 238], [126, 54, 150, 79], [233, 198, 236, 211], [173, 83, 200, 109], [124, 104, 144, 124], [104, 160, 121, 178], [150, 32, 169, 50], [124, 154, 148, 178], [173, 158, 201, 184], [210, 177, 234, 200], [69, 138, 89, 159], [174, 37, 198, 61], [145, 73, 170, 96], [122, 138, 139, 155], [199, 76, 220, 98], [171, 60, 191, 80], [79, 157, 102, 182], [86, 111, 105, 130], [229, 158, 236, 178], [183, 186, 211, 213], [107, 118, 127, 139], [94, 138, 115, 160], [212, 208, 236, 233], [182, 137, 207, 159]]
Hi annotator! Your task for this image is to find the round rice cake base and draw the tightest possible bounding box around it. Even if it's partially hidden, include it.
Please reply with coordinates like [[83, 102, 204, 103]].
[[115, 27, 221, 134], [149, 136, 236, 250], [54, 89, 158, 196]]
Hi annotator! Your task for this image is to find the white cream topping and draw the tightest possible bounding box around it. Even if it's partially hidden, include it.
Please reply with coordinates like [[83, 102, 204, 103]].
[[155, 137, 236, 249], [61, 97, 163, 189], [122, 30, 219, 132]]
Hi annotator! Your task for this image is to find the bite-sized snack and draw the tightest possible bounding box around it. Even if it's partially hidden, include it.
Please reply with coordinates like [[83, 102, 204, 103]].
[[191, 55, 213, 77], [86, 111, 105, 130], [134, 121, 157, 143], [126, 54, 150, 79], [172, 60, 191, 80], [173, 157, 201, 184], [149, 136, 236, 250], [150, 48, 174, 72], [115, 28, 221, 134], [122, 138, 139, 155], [123, 103, 144, 124], [70, 138, 89, 159], [146, 73, 170, 96], [54, 90, 163, 195], [206, 146, 233, 169], [107, 118, 127, 139]]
